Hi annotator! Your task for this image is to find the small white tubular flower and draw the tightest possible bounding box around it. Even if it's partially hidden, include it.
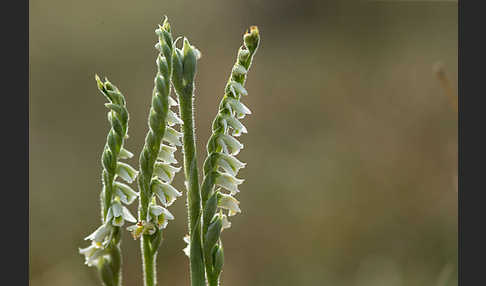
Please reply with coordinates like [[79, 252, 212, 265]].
[[167, 110, 183, 126], [229, 80, 248, 96], [116, 162, 139, 183], [225, 97, 251, 118], [127, 221, 156, 240], [157, 144, 178, 164], [85, 223, 113, 245], [114, 182, 139, 205], [218, 193, 241, 216], [79, 244, 106, 267], [222, 115, 248, 136], [149, 204, 175, 229], [118, 148, 134, 159], [168, 96, 178, 107], [154, 162, 181, 183], [215, 172, 244, 195], [163, 127, 183, 146], [221, 214, 232, 230], [183, 234, 190, 257], [109, 198, 137, 227], [152, 178, 182, 206], [216, 153, 246, 176], [232, 64, 247, 76], [217, 134, 244, 155]]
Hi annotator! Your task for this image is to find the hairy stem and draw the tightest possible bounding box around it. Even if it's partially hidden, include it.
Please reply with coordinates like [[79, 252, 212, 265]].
[[179, 87, 206, 286]]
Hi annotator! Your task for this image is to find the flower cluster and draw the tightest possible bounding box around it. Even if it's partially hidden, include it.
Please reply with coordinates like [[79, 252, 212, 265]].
[[128, 17, 182, 242], [79, 76, 138, 286], [199, 26, 260, 283]]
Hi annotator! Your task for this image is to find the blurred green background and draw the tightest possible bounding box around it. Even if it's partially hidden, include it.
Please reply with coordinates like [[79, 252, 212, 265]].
[[29, 1, 457, 285]]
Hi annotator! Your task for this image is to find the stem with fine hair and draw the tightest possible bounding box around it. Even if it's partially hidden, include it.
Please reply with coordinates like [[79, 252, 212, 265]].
[[172, 37, 206, 286]]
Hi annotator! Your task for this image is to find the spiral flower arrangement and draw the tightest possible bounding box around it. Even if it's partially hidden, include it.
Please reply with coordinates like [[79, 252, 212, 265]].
[[126, 17, 184, 286], [80, 17, 260, 286], [79, 76, 139, 286], [199, 26, 260, 286]]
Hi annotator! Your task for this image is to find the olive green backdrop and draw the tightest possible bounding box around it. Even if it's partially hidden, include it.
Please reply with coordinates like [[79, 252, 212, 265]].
[[30, 1, 457, 285]]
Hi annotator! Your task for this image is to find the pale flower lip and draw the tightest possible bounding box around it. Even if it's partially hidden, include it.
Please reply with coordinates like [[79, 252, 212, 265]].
[[118, 148, 134, 159], [116, 162, 139, 183], [152, 178, 182, 207], [158, 144, 178, 164], [216, 153, 246, 176], [85, 223, 113, 244], [221, 214, 232, 229], [167, 110, 183, 126], [163, 127, 183, 146], [79, 243, 106, 267], [218, 193, 241, 214], [154, 162, 181, 183], [217, 134, 244, 156], [215, 172, 244, 195], [114, 181, 139, 205], [225, 97, 251, 118], [183, 234, 190, 257], [222, 115, 247, 137]]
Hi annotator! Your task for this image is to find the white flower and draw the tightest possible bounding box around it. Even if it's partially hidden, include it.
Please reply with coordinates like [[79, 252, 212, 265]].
[[232, 64, 247, 76], [148, 204, 175, 229], [107, 200, 137, 227], [225, 97, 251, 119], [167, 110, 183, 126], [163, 127, 183, 146], [217, 134, 243, 156], [116, 162, 139, 183], [221, 214, 232, 230], [218, 193, 241, 216], [215, 172, 244, 195], [152, 179, 182, 206], [183, 234, 190, 257], [85, 223, 113, 245], [79, 243, 106, 267], [216, 153, 246, 176], [114, 182, 139, 205], [168, 96, 178, 107], [229, 80, 248, 96], [118, 148, 134, 159], [221, 114, 247, 137], [127, 221, 157, 240], [154, 162, 181, 183], [157, 144, 178, 164]]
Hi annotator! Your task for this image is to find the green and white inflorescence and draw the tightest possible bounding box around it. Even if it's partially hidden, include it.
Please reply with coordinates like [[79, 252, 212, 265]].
[[126, 17, 183, 286], [79, 76, 139, 286], [199, 26, 260, 285]]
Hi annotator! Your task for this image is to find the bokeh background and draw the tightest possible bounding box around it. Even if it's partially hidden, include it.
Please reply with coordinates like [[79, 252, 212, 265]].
[[29, 1, 457, 285]]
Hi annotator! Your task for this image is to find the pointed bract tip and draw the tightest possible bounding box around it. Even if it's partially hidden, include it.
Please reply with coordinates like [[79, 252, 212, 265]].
[[162, 16, 171, 31]]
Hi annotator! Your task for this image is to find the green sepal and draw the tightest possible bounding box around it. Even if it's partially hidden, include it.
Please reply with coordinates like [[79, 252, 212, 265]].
[[203, 193, 218, 233], [107, 130, 121, 155], [213, 243, 224, 275], [182, 38, 197, 85], [204, 216, 223, 264], [102, 148, 116, 174], [97, 257, 115, 286]]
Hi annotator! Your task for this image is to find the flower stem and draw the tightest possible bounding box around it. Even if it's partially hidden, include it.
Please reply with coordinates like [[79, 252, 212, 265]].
[[178, 86, 206, 286], [142, 235, 156, 286]]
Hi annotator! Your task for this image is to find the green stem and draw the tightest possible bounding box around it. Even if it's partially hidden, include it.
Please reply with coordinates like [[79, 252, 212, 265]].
[[142, 235, 156, 286], [139, 175, 159, 286], [178, 86, 206, 286]]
